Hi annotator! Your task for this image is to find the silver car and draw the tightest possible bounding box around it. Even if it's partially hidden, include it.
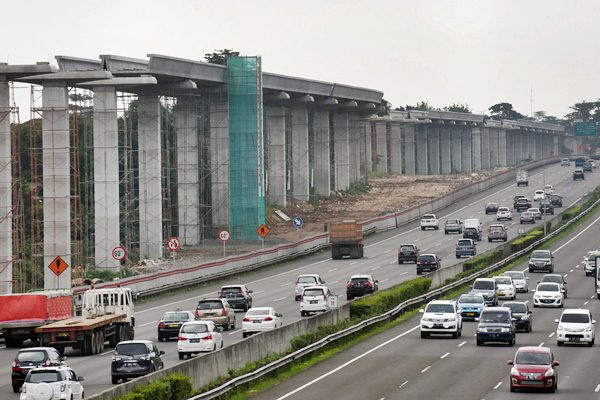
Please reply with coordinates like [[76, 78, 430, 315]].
[[503, 270, 529, 293], [527, 207, 542, 220], [471, 278, 498, 306]]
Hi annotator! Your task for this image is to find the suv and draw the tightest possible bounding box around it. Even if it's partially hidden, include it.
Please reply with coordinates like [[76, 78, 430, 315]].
[[584, 250, 600, 276], [547, 193, 563, 207], [463, 227, 482, 241], [19, 366, 84, 400], [496, 207, 512, 221], [555, 308, 595, 346], [444, 219, 463, 234], [519, 211, 535, 224], [11, 347, 66, 393], [540, 274, 567, 298], [416, 254, 441, 275], [294, 274, 326, 300], [515, 198, 532, 212], [218, 285, 253, 311], [419, 300, 462, 339], [539, 200, 554, 215], [573, 167, 585, 180], [561, 158, 570, 166], [485, 202, 499, 214], [420, 214, 439, 230], [513, 195, 525, 209], [503, 301, 533, 332], [583, 162, 593, 172], [487, 224, 508, 242], [194, 298, 236, 330], [397, 244, 419, 264], [346, 275, 378, 300], [111, 340, 165, 384], [471, 278, 498, 306], [157, 310, 196, 341], [300, 286, 330, 316], [455, 239, 476, 258], [528, 250, 554, 273], [533, 190, 545, 202], [476, 307, 516, 346]]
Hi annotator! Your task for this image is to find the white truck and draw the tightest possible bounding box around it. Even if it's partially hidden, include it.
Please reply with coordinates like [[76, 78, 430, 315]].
[[420, 214, 439, 230], [516, 170, 529, 187], [463, 218, 482, 241]]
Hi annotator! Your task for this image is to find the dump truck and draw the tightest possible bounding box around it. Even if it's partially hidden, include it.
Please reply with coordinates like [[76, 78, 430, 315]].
[[35, 287, 135, 355], [330, 220, 364, 259], [516, 170, 529, 186], [0, 290, 73, 347]]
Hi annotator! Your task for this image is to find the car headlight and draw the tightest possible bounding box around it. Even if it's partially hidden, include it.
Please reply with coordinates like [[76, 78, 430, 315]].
[[511, 367, 519, 376], [520, 314, 529, 320], [557, 326, 565, 332], [478, 327, 487, 333], [544, 369, 554, 377], [140, 354, 151, 361], [457, 308, 463, 313], [422, 317, 433, 322], [585, 326, 593, 332], [500, 327, 510, 332]]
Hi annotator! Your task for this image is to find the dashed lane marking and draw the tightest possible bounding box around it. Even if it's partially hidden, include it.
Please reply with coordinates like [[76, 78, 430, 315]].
[[569, 269, 574, 273], [349, 261, 358, 266], [329, 280, 339, 285], [548, 332, 555, 338], [458, 341, 467, 347], [389, 260, 397, 264], [329, 268, 338, 272], [584, 301, 589, 306], [399, 380, 409, 389], [384, 249, 391, 254], [253, 290, 265, 295], [371, 266, 381, 271], [493, 382, 503, 390], [228, 329, 241, 336], [421, 248, 429, 252], [565, 274, 569, 278], [399, 272, 408, 276], [420, 366, 431, 373], [594, 384, 600, 393], [440, 352, 450, 359], [380, 278, 389, 283], [280, 282, 291, 287], [539, 342, 545, 347], [273, 297, 287, 302]]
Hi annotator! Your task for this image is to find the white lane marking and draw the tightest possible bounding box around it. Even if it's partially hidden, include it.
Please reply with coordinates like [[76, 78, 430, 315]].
[[564, 274, 568, 278], [493, 382, 502, 390], [414, 239, 420, 243], [349, 261, 358, 266], [440, 352, 450, 359], [584, 301, 589, 306], [426, 234, 433, 238], [420, 366, 431, 373], [448, 253, 454, 258], [384, 249, 391, 254], [0, 345, 5, 350], [447, 238, 453, 241], [399, 380, 409, 389], [539, 342, 545, 347], [280, 282, 291, 287], [548, 332, 555, 338], [273, 297, 287, 302], [576, 265, 580, 269], [329, 268, 338, 272], [271, 325, 420, 400], [329, 280, 339, 285], [594, 384, 600, 393], [371, 266, 381, 271], [592, 296, 596, 300], [458, 341, 467, 347], [140, 320, 158, 327], [399, 272, 408, 276], [421, 248, 429, 252], [569, 269, 574, 273], [389, 260, 397, 264], [100, 349, 114, 356], [380, 278, 389, 283], [253, 290, 265, 295], [510, 221, 517, 225], [566, 196, 583, 208], [228, 329, 241, 336], [434, 243, 441, 247]]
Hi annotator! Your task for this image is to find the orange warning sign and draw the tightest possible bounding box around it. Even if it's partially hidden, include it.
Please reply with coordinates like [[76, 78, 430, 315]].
[[48, 256, 69, 277], [256, 224, 271, 238]]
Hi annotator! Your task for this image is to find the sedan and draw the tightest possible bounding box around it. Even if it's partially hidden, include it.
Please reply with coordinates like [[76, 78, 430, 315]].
[[503, 270, 529, 293], [508, 346, 558, 393], [177, 320, 223, 359], [346, 274, 378, 300], [503, 301, 533, 332], [157, 310, 196, 341], [485, 202, 499, 214], [520, 211, 535, 224], [527, 207, 542, 220], [242, 307, 283, 338]]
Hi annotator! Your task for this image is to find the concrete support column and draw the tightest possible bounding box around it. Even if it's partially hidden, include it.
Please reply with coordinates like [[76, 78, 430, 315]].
[[210, 102, 229, 227], [291, 107, 309, 201], [348, 114, 361, 182], [505, 131, 514, 166], [536, 133, 543, 159], [42, 83, 71, 289], [266, 106, 287, 205], [480, 127, 490, 169], [93, 86, 121, 269], [451, 127, 462, 173], [389, 123, 402, 174], [313, 110, 330, 196], [461, 127, 472, 172], [416, 125, 428, 175], [0, 79, 11, 293], [471, 127, 482, 171], [138, 95, 163, 260], [174, 98, 199, 246], [440, 126, 451, 174], [403, 125, 416, 175], [553, 136, 559, 156], [498, 129, 507, 166], [333, 113, 350, 190], [428, 125, 440, 174], [360, 121, 372, 175], [489, 129, 499, 167], [374, 121, 388, 174]]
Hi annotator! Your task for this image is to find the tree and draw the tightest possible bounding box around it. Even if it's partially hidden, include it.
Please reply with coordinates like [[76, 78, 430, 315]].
[[406, 101, 438, 111], [488, 102, 524, 120], [443, 103, 471, 113], [376, 98, 391, 116], [533, 110, 547, 121], [204, 49, 240, 65]]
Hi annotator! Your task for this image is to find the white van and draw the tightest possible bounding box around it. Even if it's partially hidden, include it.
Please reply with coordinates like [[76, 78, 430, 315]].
[[463, 218, 482, 241], [300, 286, 330, 316]]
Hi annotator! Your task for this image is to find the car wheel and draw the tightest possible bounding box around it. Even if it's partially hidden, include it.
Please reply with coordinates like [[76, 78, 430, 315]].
[[452, 331, 458, 339], [112, 376, 119, 385], [557, 340, 563, 346], [243, 332, 249, 338], [158, 335, 164, 342], [510, 384, 516, 393], [420, 331, 428, 339], [178, 352, 185, 360], [347, 295, 353, 301], [529, 268, 533, 273], [476, 339, 483, 346], [12, 385, 20, 393], [588, 339, 594, 347], [213, 344, 217, 352], [528, 323, 532, 333]]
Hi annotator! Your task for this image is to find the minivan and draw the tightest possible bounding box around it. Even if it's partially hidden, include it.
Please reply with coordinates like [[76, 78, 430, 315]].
[[471, 278, 498, 306]]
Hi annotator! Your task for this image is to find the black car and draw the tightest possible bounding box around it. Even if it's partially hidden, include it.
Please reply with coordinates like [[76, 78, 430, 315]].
[[502, 301, 533, 332], [539, 201, 554, 215], [416, 254, 441, 275], [346, 274, 378, 300], [485, 202, 499, 214], [573, 167, 585, 180], [513, 195, 525, 209], [111, 340, 164, 384], [463, 227, 482, 241], [157, 310, 195, 342], [218, 285, 253, 311], [515, 198, 532, 212], [398, 244, 419, 263], [11, 347, 66, 392], [547, 194, 563, 207], [476, 307, 516, 346]]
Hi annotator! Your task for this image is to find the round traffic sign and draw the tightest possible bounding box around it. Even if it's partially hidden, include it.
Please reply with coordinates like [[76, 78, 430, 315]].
[[218, 230, 230, 241], [112, 246, 127, 261], [292, 216, 304, 228], [167, 237, 181, 251]]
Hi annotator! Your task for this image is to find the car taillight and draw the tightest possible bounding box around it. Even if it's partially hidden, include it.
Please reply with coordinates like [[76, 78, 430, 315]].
[[364, 282, 372, 287], [324, 293, 328, 300], [430, 262, 436, 265], [243, 317, 251, 322], [301, 294, 304, 301], [201, 335, 213, 340], [158, 322, 165, 328], [264, 317, 273, 321], [43, 360, 51, 366], [194, 309, 199, 318], [411, 251, 416, 255], [347, 282, 354, 288], [11, 361, 21, 372], [60, 383, 66, 392], [178, 336, 188, 341], [221, 308, 227, 316], [417, 261, 423, 265]]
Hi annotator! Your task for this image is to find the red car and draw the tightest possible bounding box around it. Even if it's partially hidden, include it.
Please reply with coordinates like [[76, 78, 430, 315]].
[[508, 346, 559, 393]]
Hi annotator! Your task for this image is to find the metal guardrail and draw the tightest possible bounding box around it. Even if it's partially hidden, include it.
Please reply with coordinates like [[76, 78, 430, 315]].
[[188, 190, 600, 400]]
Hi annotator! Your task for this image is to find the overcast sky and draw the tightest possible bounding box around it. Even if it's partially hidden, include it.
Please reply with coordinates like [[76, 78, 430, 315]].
[[3, 0, 599, 118]]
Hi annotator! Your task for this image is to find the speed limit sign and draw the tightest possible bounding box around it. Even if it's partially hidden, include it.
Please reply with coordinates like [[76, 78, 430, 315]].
[[218, 230, 230, 242], [167, 237, 181, 251], [112, 246, 127, 261]]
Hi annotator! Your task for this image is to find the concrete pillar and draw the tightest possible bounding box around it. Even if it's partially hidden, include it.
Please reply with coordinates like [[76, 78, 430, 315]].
[[505, 131, 514, 166], [461, 127, 472, 172], [174, 98, 199, 246], [93, 86, 121, 269], [266, 106, 286, 205], [498, 129, 507, 166], [138, 95, 163, 260], [313, 110, 330, 196], [440, 126, 451, 174], [416, 125, 428, 175], [333, 113, 350, 190], [428, 125, 440, 174], [348, 114, 361, 182], [451, 127, 462, 173], [489, 128, 499, 168], [360, 121, 373, 175], [374, 121, 388, 173], [471, 127, 482, 171], [480, 127, 490, 169], [210, 101, 229, 227], [536, 133, 543, 159], [0, 78, 11, 293], [553, 135, 559, 156], [42, 83, 71, 289], [291, 107, 309, 201], [403, 125, 416, 175], [389, 123, 402, 174]]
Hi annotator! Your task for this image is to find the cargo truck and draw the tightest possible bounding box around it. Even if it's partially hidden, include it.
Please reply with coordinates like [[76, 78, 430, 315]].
[[516, 170, 529, 186], [0, 290, 72, 347], [330, 220, 364, 259]]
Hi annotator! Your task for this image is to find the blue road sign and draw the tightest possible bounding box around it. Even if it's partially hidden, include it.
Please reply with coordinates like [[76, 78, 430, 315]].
[[292, 216, 304, 228]]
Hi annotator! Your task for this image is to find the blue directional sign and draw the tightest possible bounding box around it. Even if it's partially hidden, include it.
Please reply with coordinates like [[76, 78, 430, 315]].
[[292, 216, 304, 228]]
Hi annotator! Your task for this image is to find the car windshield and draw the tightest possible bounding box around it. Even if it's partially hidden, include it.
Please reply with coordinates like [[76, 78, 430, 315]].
[[163, 312, 190, 321], [498, 208, 509, 212], [115, 343, 149, 356], [181, 323, 209, 334], [351, 278, 370, 284], [473, 280, 494, 290], [421, 215, 435, 220], [561, 313, 590, 323], [220, 287, 242, 296], [303, 289, 325, 297], [465, 228, 477, 233], [521, 212, 532, 217], [26, 371, 62, 383], [515, 351, 551, 365], [197, 301, 223, 310], [16, 351, 46, 363], [504, 272, 523, 280], [457, 240, 472, 246], [459, 295, 483, 304], [537, 284, 559, 292], [418, 256, 435, 262], [487, 203, 498, 207], [480, 311, 510, 323], [531, 250, 550, 258], [400, 246, 415, 252], [541, 276, 561, 284], [490, 226, 504, 232], [425, 304, 454, 313], [246, 309, 271, 317], [495, 277, 512, 285], [446, 219, 459, 224], [505, 303, 527, 313], [297, 276, 317, 284]]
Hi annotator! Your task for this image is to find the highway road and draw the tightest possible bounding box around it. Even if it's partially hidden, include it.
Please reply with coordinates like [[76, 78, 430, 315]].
[[2, 162, 599, 397], [250, 178, 600, 400]]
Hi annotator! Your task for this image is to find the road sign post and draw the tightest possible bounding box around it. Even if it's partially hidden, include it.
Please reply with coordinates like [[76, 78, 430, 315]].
[[112, 246, 127, 262], [218, 230, 230, 258], [256, 224, 270, 249], [167, 237, 181, 263], [292, 216, 304, 241]]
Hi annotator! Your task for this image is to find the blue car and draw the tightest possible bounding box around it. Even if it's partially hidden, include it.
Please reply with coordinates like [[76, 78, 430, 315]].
[[457, 293, 485, 320]]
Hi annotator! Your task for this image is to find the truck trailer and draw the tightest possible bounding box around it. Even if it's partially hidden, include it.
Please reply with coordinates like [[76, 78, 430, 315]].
[[330, 220, 364, 259]]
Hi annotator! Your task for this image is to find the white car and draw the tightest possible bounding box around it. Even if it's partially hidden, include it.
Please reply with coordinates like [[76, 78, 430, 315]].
[[420, 214, 439, 230], [533, 190, 545, 201], [533, 282, 564, 308], [493, 276, 516, 299], [544, 184, 554, 195], [242, 307, 283, 338], [555, 308, 595, 346], [419, 300, 462, 338], [294, 274, 326, 301], [177, 320, 223, 359], [496, 207, 512, 221], [20, 366, 84, 400], [503, 270, 529, 293], [583, 250, 600, 276], [300, 286, 331, 316]]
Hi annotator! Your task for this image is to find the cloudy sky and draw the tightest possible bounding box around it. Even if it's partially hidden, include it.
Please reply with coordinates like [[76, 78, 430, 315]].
[[3, 0, 599, 118]]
